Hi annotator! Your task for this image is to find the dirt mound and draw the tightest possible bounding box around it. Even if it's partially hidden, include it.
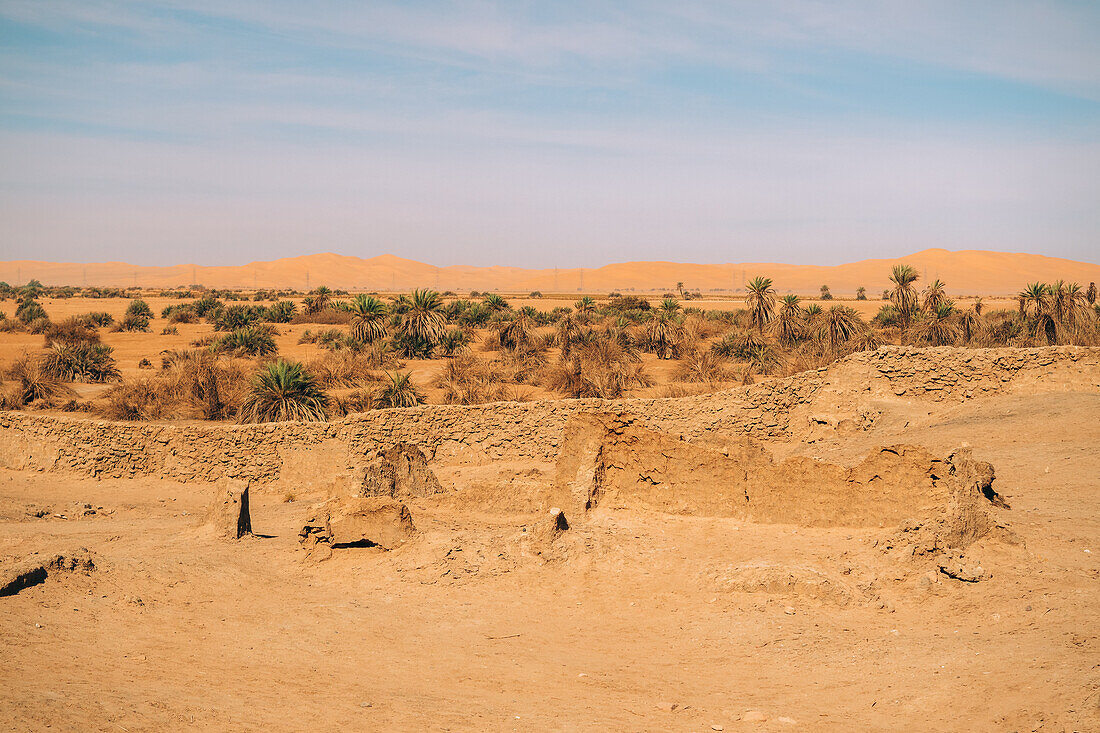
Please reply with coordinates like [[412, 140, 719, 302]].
[[360, 444, 443, 500], [708, 562, 853, 606], [553, 413, 951, 526], [0, 550, 97, 597], [299, 497, 416, 556], [879, 448, 1015, 583]]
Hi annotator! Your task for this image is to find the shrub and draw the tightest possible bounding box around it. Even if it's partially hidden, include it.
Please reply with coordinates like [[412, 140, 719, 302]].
[[41, 343, 121, 382], [376, 371, 424, 408], [238, 360, 328, 423], [125, 299, 153, 320], [83, 311, 115, 327], [44, 317, 100, 346], [215, 325, 278, 356], [15, 299, 48, 324], [4, 357, 76, 405], [116, 312, 151, 332]]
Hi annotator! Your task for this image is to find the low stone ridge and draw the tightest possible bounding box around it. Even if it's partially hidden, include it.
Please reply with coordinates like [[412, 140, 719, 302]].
[[0, 347, 1095, 487]]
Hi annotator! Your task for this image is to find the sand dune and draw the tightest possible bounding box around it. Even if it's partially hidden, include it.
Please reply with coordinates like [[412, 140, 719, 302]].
[[1, 248, 1097, 295]]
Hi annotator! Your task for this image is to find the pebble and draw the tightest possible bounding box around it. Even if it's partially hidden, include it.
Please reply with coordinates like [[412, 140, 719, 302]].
[[742, 710, 767, 722], [655, 702, 679, 712]]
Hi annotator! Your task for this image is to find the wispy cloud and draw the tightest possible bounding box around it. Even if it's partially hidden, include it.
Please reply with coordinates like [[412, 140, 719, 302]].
[[0, 1, 1097, 266]]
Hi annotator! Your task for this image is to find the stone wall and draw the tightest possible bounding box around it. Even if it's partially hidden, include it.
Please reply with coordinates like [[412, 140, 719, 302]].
[[1, 346, 1096, 488]]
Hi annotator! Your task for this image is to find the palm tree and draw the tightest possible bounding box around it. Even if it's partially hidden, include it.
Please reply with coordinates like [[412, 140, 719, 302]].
[[399, 289, 446, 346], [1018, 283, 1048, 319], [959, 308, 980, 343], [499, 311, 534, 351], [819, 284, 833, 300], [1063, 283, 1089, 331], [573, 296, 596, 317], [745, 276, 776, 332], [305, 286, 333, 315], [348, 294, 388, 343], [645, 312, 681, 359], [377, 371, 424, 408], [482, 293, 509, 312], [771, 294, 803, 346], [973, 297, 983, 316], [1087, 282, 1097, 306], [856, 287, 867, 301], [819, 305, 863, 353], [660, 297, 681, 315], [1048, 281, 1067, 323], [239, 360, 328, 423], [676, 281, 685, 298], [916, 303, 959, 346], [889, 265, 919, 328], [922, 279, 948, 312]]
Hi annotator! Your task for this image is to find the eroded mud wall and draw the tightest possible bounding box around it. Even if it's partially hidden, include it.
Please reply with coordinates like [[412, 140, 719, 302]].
[[0, 346, 1095, 486]]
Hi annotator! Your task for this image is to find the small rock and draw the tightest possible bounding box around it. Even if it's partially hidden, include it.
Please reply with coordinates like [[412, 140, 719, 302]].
[[742, 710, 767, 722], [777, 716, 798, 725], [655, 702, 679, 713]]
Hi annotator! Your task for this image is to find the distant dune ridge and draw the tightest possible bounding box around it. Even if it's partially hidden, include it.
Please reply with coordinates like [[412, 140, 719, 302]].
[[1, 249, 1097, 295]]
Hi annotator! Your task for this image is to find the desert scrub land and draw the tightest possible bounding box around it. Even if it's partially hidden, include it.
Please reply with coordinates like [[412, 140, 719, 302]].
[[0, 272, 1096, 423]]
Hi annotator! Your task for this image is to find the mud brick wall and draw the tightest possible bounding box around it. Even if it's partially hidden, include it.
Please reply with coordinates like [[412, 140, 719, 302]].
[[1, 347, 1096, 486]]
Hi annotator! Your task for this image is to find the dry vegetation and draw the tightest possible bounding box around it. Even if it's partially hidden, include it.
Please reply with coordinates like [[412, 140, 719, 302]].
[[1, 272, 1097, 422]]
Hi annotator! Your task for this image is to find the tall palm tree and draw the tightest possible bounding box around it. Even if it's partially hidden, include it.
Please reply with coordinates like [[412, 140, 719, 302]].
[[771, 294, 803, 346], [239, 360, 328, 423], [922, 279, 948, 312], [348, 294, 388, 343], [745, 276, 776, 332], [889, 265, 919, 328], [400, 289, 446, 346]]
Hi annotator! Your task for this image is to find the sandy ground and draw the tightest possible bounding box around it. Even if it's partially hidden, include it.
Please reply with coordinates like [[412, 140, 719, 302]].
[[1, 387, 1097, 731]]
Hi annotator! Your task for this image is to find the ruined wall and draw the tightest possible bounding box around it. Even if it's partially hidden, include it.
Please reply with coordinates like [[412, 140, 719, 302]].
[[0, 346, 1096, 487]]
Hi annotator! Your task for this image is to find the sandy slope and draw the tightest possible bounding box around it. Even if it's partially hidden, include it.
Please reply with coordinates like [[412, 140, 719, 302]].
[[1, 388, 1097, 731], [3, 248, 1098, 294]]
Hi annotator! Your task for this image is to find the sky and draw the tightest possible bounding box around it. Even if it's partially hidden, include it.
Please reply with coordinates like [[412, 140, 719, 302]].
[[0, 1, 1098, 268]]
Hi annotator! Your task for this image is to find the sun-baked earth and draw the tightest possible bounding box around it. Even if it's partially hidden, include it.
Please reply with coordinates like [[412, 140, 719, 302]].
[[1, 346, 1098, 732]]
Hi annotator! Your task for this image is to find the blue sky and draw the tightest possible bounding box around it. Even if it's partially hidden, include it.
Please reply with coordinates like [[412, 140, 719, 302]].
[[0, 1, 1098, 267]]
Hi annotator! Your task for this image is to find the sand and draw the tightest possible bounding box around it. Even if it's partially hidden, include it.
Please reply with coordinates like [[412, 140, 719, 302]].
[[1, 369, 1098, 731], [3, 248, 1098, 294]]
